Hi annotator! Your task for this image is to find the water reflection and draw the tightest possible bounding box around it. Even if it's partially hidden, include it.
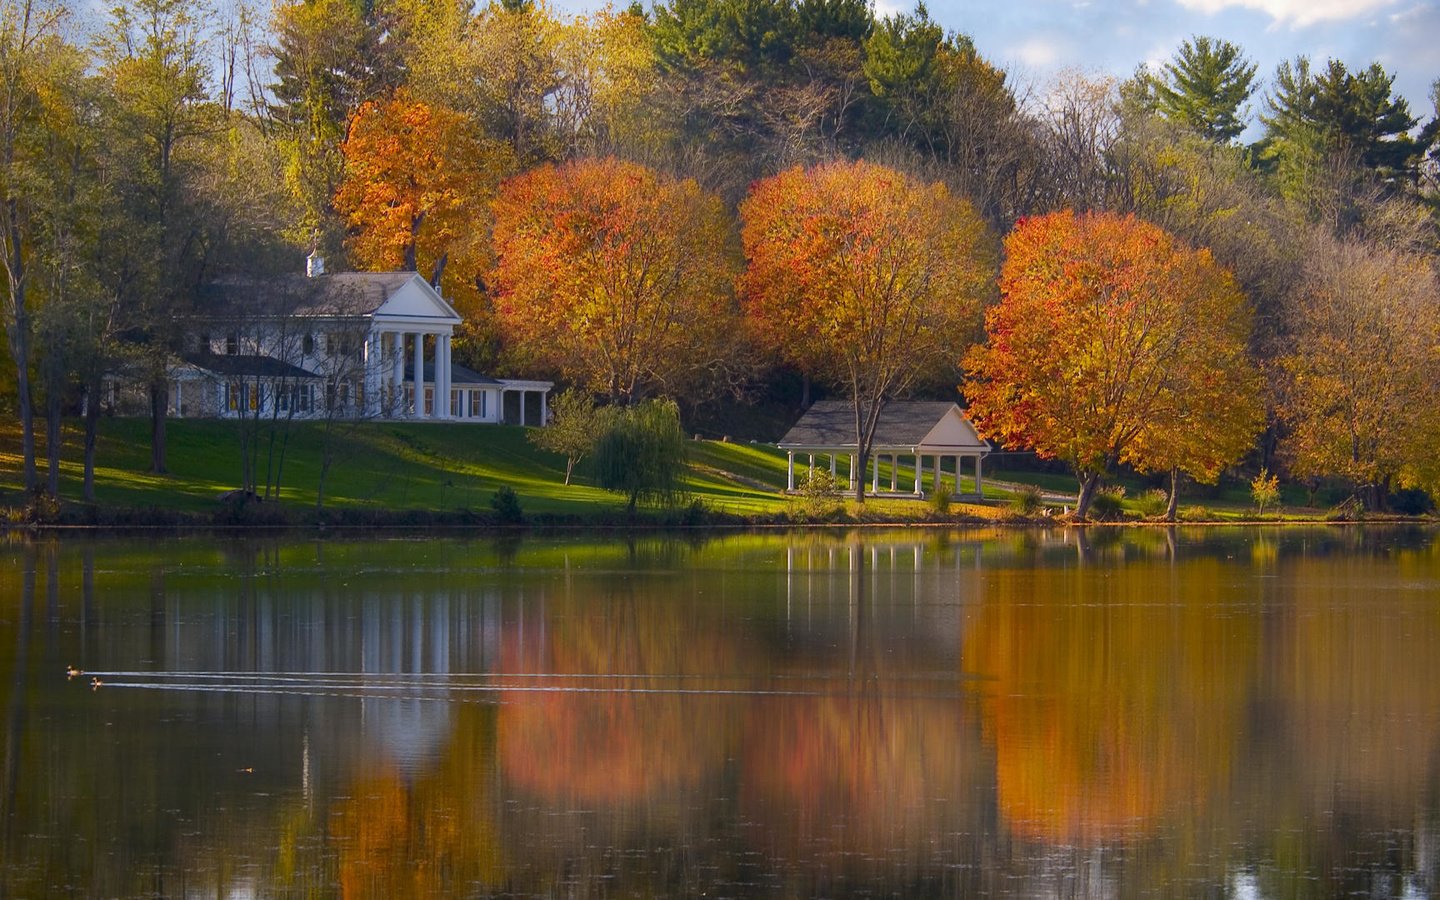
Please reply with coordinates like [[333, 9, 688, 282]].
[[0, 528, 1437, 897]]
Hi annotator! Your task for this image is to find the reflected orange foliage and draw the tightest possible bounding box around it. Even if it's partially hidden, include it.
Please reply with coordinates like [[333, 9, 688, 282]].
[[964, 560, 1256, 845], [498, 598, 742, 803], [331, 706, 503, 897], [738, 689, 982, 861]]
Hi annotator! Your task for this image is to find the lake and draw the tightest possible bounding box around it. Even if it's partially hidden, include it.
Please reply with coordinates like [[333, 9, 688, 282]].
[[2, 527, 1438, 898]]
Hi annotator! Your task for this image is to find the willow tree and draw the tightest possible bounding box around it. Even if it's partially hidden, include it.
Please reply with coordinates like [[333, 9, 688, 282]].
[[964, 210, 1262, 519], [739, 158, 995, 502]]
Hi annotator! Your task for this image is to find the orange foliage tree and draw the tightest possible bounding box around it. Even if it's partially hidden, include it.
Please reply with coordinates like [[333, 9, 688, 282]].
[[964, 210, 1262, 519], [488, 157, 739, 403], [334, 88, 514, 320], [739, 159, 995, 502]]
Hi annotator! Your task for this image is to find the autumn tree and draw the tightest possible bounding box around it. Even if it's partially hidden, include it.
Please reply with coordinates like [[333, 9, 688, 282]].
[[964, 210, 1262, 519], [1275, 235, 1440, 509], [740, 159, 994, 502], [489, 157, 739, 404], [1129, 36, 1256, 143], [268, 0, 402, 258], [97, 0, 216, 474], [0, 0, 71, 494], [334, 88, 513, 318]]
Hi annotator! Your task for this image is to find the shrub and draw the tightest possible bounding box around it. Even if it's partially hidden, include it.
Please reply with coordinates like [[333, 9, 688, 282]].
[[929, 484, 953, 515], [794, 468, 843, 520], [1089, 485, 1127, 520], [1250, 468, 1280, 515], [490, 486, 524, 524], [1007, 484, 1044, 516], [1136, 488, 1169, 518]]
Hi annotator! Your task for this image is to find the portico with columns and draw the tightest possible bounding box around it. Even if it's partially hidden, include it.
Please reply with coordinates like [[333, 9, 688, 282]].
[[777, 400, 991, 500], [145, 268, 551, 425]]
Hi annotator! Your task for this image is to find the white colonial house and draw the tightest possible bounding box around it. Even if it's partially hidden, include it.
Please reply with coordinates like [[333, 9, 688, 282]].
[[108, 261, 551, 425]]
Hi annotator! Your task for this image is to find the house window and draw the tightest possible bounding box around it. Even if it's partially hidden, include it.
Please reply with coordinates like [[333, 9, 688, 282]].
[[469, 391, 481, 418], [451, 389, 462, 417], [303, 334, 315, 356], [424, 386, 434, 415], [225, 334, 239, 356]]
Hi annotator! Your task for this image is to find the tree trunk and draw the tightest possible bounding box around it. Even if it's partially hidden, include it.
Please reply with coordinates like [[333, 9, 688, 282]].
[[4, 295, 36, 493], [1164, 467, 1179, 522], [149, 379, 168, 474], [45, 387, 61, 500], [1075, 471, 1102, 519], [564, 456, 575, 486], [83, 372, 101, 504]]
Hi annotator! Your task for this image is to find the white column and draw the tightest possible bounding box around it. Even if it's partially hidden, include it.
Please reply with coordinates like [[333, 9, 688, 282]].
[[412, 331, 424, 418], [437, 334, 451, 420], [518, 390, 527, 426], [889, 455, 898, 492], [787, 451, 795, 490], [390, 333, 404, 417], [933, 455, 942, 491], [871, 454, 879, 493], [913, 454, 923, 495], [849, 455, 857, 490], [364, 332, 379, 417], [976, 455, 984, 496], [829, 455, 837, 477], [540, 389, 548, 425]]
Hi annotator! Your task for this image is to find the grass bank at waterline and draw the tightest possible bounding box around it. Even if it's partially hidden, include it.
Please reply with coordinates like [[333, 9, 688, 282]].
[[0, 418, 977, 528], [0, 418, 1428, 530]]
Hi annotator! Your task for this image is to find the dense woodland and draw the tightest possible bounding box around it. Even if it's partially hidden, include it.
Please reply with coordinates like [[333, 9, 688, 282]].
[[2, 0, 1439, 515]]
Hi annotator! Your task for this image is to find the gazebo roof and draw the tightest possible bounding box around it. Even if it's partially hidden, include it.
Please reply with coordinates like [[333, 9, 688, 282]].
[[778, 400, 990, 454]]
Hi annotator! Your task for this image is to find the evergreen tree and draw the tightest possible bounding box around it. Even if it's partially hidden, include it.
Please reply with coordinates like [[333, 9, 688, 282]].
[[1135, 36, 1256, 143]]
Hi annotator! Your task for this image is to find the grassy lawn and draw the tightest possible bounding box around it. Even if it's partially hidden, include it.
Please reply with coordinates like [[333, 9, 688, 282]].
[[0, 418, 798, 519], [0, 416, 1402, 526]]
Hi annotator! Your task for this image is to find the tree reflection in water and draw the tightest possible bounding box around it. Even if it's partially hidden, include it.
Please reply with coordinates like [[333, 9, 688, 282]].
[[0, 529, 1437, 897]]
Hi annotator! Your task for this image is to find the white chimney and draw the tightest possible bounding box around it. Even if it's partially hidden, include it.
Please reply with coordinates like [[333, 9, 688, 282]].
[[306, 250, 325, 277]]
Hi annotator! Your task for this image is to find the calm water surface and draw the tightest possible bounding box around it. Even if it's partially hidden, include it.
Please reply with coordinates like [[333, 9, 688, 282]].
[[1, 527, 1438, 898]]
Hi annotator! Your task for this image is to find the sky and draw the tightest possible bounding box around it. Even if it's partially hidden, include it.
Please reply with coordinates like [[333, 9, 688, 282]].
[[550, 0, 1440, 132], [904, 0, 1440, 126]]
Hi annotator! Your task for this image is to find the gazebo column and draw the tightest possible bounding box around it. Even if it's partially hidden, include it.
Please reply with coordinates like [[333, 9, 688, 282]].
[[871, 454, 879, 493], [913, 454, 923, 495], [889, 455, 898, 492], [848, 455, 857, 490], [786, 451, 795, 490], [519, 390, 527, 426], [975, 454, 984, 496], [412, 331, 425, 418], [540, 390, 548, 425], [829, 455, 837, 477], [933, 455, 942, 491]]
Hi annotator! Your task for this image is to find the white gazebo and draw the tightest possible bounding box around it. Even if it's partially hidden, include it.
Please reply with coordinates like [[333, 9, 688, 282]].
[[777, 400, 991, 499]]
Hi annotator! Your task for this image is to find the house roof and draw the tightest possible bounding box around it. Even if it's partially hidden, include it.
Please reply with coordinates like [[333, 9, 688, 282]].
[[778, 400, 990, 453], [405, 361, 504, 386], [194, 272, 453, 320], [181, 353, 318, 380]]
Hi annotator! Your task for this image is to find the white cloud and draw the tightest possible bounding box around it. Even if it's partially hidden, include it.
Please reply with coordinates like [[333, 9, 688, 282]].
[[1174, 0, 1400, 27], [1013, 36, 1064, 66], [872, 0, 907, 18]]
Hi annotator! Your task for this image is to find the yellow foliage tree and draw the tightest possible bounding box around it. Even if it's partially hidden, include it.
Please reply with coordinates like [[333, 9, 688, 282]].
[[334, 88, 514, 321]]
